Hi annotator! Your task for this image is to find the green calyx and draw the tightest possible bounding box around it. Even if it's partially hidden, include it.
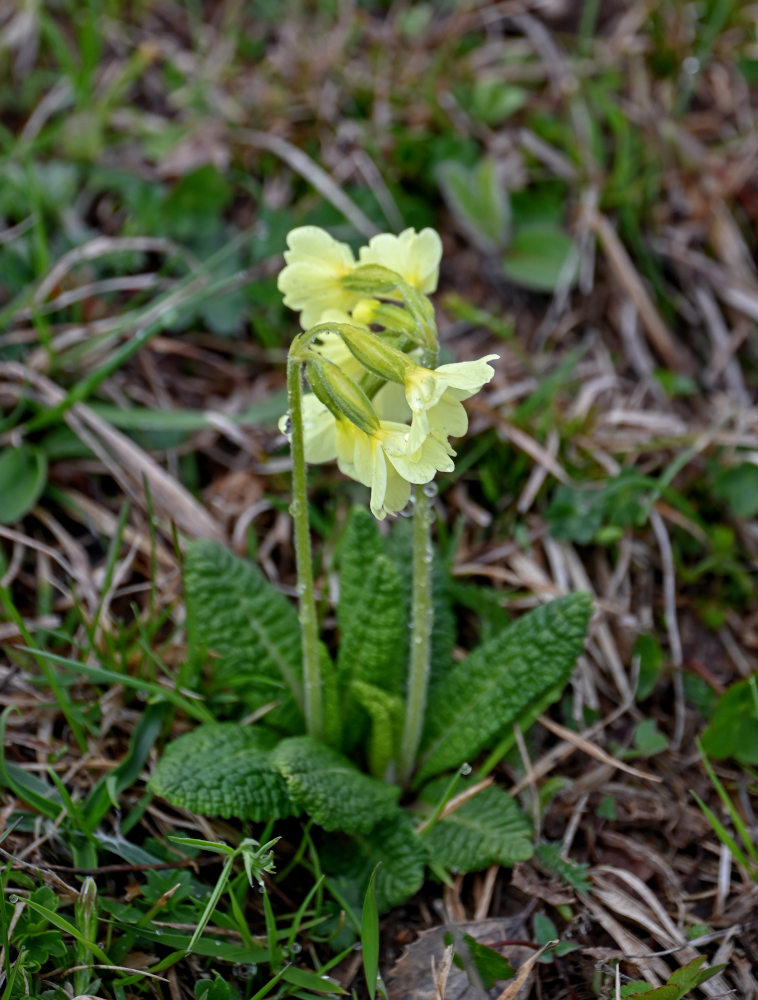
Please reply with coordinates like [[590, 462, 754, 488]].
[[305, 354, 380, 436]]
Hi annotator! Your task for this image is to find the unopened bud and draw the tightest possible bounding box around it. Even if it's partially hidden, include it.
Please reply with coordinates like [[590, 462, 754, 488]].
[[341, 263, 402, 297], [337, 324, 410, 385], [305, 356, 379, 436], [75, 876, 98, 944]]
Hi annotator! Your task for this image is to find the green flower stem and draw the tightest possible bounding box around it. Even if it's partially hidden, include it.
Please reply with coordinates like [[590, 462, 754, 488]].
[[397, 485, 434, 787], [286, 353, 324, 741]]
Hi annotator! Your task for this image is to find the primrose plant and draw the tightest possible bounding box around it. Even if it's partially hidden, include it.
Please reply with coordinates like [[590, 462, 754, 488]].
[[150, 226, 592, 910]]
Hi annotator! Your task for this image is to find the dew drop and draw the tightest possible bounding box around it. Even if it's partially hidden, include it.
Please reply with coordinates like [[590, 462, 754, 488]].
[[422, 482, 438, 498], [682, 55, 700, 75], [459, 762, 472, 776], [282, 413, 293, 435], [289, 942, 302, 954]]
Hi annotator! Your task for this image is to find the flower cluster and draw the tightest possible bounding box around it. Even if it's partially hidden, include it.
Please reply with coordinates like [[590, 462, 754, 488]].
[[279, 226, 497, 519]]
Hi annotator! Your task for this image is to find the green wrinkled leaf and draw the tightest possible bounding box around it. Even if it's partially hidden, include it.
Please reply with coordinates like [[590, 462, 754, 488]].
[[503, 224, 578, 292], [323, 812, 428, 911], [271, 736, 401, 835], [337, 507, 385, 635], [421, 782, 533, 873], [184, 540, 303, 730], [437, 158, 510, 250], [417, 593, 592, 783], [350, 680, 404, 780], [0, 445, 47, 524], [338, 554, 406, 695], [148, 723, 296, 821]]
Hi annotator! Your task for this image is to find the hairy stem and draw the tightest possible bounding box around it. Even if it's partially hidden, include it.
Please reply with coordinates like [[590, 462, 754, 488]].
[[397, 485, 434, 787], [286, 354, 323, 740]]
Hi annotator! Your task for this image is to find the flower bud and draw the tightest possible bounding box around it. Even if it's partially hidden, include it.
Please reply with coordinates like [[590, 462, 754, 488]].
[[75, 876, 98, 945], [305, 355, 379, 436], [337, 324, 411, 385], [341, 263, 404, 297]]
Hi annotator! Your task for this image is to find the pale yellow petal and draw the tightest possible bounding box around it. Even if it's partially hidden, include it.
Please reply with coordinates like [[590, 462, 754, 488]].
[[277, 227, 360, 327], [358, 228, 442, 292], [301, 394, 337, 464]]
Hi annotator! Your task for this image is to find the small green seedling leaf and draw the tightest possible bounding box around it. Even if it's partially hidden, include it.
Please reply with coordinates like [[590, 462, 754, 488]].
[[634, 633, 664, 700], [195, 973, 237, 1000], [620, 956, 725, 998], [443, 932, 515, 989], [0, 445, 47, 523], [533, 913, 578, 962], [701, 675, 758, 766], [437, 158, 510, 250], [502, 225, 578, 292], [710, 461, 758, 518], [535, 842, 591, 893], [625, 719, 669, 759]]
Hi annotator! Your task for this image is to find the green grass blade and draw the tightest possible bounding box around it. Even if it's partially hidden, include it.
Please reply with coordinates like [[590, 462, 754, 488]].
[[0, 588, 89, 752], [698, 740, 758, 867], [691, 791, 756, 877], [361, 865, 382, 1000], [20, 647, 215, 723], [187, 853, 235, 954]]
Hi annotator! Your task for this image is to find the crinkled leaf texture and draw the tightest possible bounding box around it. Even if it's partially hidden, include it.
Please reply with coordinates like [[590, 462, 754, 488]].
[[421, 782, 533, 872], [321, 812, 428, 912], [148, 723, 296, 821], [270, 736, 401, 835], [184, 540, 304, 731], [350, 679, 404, 780], [417, 592, 593, 783], [338, 554, 406, 693]]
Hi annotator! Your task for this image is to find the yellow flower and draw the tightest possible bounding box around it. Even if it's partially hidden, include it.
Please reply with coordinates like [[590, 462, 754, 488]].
[[358, 228, 443, 293], [278, 392, 338, 464], [278, 226, 444, 331], [403, 355, 498, 451], [335, 418, 454, 520], [277, 227, 362, 328]]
